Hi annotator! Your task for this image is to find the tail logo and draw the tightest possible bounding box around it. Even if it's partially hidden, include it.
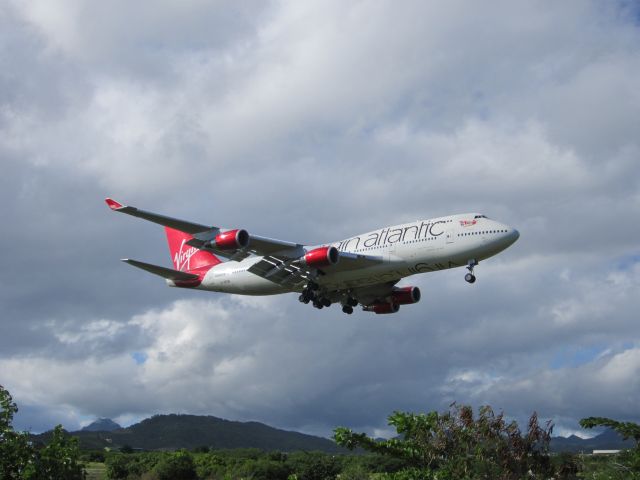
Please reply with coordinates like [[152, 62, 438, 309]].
[[174, 239, 199, 271]]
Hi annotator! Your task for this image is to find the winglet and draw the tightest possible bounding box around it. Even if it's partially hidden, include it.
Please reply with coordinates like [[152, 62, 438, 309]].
[[105, 198, 124, 210]]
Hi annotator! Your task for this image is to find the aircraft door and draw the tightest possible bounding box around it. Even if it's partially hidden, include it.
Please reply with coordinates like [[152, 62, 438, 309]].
[[445, 228, 456, 244]]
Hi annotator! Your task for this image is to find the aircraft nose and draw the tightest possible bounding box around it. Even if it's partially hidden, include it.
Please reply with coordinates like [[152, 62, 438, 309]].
[[512, 228, 520, 241]]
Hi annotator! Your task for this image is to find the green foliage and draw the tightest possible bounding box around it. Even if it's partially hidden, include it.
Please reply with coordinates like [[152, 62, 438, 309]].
[[81, 450, 106, 462], [29, 425, 85, 479], [580, 416, 640, 445], [577, 450, 640, 479], [1, 385, 85, 480], [334, 404, 554, 479], [194, 452, 227, 479], [0, 385, 33, 479], [552, 452, 579, 479], [105, 455, 130, 480], [105, 451, 164, 479], [287, 451, 341, 480], [153, 450, 197, 480], [579, 416, 640, 478]]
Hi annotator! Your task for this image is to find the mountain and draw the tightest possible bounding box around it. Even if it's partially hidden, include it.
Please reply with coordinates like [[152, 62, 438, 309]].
[[551, 428, 635, 453], [33, 414, 345, 453], [81, 418, 121, 432]]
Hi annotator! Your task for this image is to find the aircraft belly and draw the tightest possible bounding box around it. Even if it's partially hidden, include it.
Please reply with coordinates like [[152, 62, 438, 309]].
[[322, 261, 410, 290], [201, 268, 290, 296]]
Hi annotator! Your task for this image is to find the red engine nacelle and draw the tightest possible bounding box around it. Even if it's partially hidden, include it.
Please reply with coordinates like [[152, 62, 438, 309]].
[[391, 286, 421, 305], [364, 302, 400, 314], [303, 246, 339, 268], [213, 229, 250, 250]]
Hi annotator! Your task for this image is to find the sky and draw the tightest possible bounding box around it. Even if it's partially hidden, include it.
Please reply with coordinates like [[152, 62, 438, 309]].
[[1, 0, 639, 439]]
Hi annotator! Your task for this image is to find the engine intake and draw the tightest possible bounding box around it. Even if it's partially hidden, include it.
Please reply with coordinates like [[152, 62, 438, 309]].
[[303, 246, 339, 268], [391, 286, 421, 305], [364, 302, 400, 314], [213, 229, 249, 250]]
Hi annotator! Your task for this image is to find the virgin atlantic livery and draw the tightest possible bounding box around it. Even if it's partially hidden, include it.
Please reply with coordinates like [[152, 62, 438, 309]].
[[105, 199, 519, 314]]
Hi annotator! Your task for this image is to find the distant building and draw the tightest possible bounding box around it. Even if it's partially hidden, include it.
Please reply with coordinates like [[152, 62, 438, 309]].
[[593, 450, 620, 455]]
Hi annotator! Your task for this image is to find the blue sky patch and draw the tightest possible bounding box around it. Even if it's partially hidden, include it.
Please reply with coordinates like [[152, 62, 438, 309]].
[[131, 352, 148, 365]]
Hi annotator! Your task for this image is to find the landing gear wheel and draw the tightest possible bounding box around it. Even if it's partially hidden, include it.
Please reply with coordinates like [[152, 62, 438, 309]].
[[313, 302, 323, 309], [342, 305, 353, 314], [299, 294, 310, 304], [321, 298, 331, 308], [465, 259, 478, 284]]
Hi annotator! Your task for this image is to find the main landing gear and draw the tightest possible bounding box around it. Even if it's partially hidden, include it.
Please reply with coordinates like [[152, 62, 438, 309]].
[[298, 281, 318, 303], [465, 259, 478, 284], [299, 285, 358, 314], [298, 282, 331, 309], [341, 297, 358, 315]]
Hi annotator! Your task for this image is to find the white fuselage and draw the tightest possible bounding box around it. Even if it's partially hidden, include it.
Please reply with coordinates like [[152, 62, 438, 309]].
[[190, 213, 519, 295]]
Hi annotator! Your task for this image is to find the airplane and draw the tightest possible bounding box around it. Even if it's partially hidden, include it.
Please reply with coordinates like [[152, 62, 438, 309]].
[[105, 198, 519, 314]]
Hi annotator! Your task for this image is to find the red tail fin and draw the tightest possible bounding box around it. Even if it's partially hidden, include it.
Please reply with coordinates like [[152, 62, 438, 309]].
[[165, 227, 222, 272]]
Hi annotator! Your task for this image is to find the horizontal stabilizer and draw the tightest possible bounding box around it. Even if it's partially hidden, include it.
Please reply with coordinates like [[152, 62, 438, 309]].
[[122, 259, 200, 281], [105, 198, 211, 234]]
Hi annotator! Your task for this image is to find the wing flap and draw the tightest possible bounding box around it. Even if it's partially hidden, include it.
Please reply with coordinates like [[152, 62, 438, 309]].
[[248, 256, 309, 286], [122, 259, 200, 281]]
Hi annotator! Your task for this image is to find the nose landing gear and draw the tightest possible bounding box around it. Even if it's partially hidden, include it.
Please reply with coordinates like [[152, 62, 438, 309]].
[[465, 259, 478, 284]]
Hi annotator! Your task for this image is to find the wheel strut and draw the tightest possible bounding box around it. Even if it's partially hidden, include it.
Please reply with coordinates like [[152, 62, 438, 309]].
[[465, 259, 478, 284]]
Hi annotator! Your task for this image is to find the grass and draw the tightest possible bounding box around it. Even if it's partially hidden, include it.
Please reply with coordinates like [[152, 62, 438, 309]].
[[84, 462, 107, 480]]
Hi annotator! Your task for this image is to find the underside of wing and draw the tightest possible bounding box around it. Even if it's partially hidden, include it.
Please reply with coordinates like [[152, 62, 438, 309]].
[[248, 255, 310, 287], [246, 251, 385, 287]]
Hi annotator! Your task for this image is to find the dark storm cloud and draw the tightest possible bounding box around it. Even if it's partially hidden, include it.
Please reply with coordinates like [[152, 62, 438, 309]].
[[1, 0, 639, 438]]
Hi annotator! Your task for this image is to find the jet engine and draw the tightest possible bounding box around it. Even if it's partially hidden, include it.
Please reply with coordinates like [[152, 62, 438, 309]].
[[391, 286, 421, 305], [363, 302, 400, 314], [212, 229, 250, 249], [302, 246, 339, 268]]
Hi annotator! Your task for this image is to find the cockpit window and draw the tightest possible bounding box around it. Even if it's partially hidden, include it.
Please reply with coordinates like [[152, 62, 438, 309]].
[[474, 215, 488, 219]]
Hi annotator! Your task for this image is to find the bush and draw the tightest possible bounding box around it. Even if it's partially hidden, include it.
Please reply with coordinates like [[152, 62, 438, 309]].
[[334, 404, 554, 479], [153, 450, 197, 480], [287, 451, 341, 480]]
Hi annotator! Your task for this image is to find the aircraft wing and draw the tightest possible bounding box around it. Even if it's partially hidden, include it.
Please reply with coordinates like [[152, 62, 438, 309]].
[[247, 251, 384, 287], [106, 198, 210, 234], [106, 198, 303, 261]]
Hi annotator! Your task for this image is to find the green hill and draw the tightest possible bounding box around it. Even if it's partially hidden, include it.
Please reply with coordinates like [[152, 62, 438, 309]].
[[32, 414, 345, 453]]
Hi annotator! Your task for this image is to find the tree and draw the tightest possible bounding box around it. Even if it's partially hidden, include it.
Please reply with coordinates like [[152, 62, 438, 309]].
[[580, 416, 640, 478], [0, 385, 33, 479], [30, 425, 85, 480], [1, 384, 86, 480], [334, 404, 554, 479], [580, 417, 640, 447]]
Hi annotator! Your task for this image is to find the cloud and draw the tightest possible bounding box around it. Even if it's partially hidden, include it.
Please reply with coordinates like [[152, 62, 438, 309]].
[[1, 0, 639, 438]]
